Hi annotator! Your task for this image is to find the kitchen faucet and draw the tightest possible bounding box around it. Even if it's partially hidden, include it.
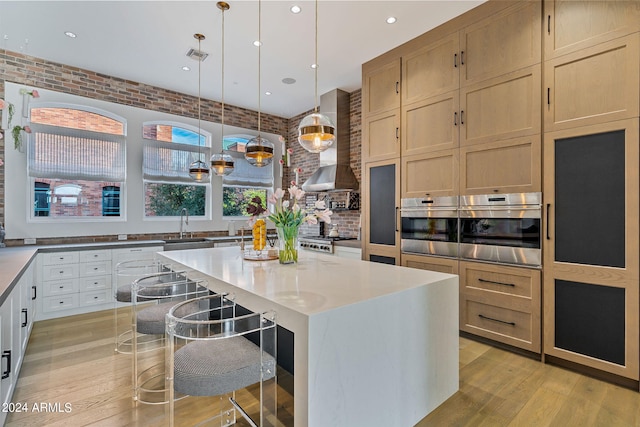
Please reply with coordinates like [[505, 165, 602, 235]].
[[179, 208, 189, 239]]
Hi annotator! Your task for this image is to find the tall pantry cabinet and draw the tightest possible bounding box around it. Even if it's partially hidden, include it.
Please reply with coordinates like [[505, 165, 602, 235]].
[[362, 0, 542, 267], [542, 0, 640, 382]]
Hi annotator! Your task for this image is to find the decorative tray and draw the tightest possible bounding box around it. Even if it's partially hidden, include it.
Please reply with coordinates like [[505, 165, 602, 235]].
[[243, 250, 279, 261]]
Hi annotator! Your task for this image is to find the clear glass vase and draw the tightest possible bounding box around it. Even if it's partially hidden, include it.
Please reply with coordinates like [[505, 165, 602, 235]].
[[276, 224, 299, 264]]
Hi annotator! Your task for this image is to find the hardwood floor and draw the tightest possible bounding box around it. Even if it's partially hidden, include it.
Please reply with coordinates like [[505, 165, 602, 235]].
[[8, 309, 640, 426]]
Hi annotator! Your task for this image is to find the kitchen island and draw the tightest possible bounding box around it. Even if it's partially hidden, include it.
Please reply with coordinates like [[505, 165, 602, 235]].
[[158, 247, 459, 427]]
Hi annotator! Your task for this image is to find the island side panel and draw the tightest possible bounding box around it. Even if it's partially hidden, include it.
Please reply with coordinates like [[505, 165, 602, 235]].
[[307, 275, 459, 426]]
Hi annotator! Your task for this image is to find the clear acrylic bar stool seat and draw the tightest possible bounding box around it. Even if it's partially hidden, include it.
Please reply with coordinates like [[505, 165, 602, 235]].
[[132, 271, 209, 405], [114, 259, 174, 354], [166, 294, 278, 427]]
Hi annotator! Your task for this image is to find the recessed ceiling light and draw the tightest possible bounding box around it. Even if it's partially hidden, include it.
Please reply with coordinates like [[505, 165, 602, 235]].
[[290, 5, 301, 14], [282, 77, 296, 85], [181, 66, 191, 71], [64, 31, 77, 38], [265, 91, 272, 96], [386, 16, 397, 24], [253, 40, 262, 47]]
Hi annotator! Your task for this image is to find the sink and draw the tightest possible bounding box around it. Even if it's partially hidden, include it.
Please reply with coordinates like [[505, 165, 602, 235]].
[[163, 238, 216, 251]]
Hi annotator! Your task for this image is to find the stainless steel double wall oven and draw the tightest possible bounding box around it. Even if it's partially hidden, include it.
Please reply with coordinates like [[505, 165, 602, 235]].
[[401, 192, 542, 267]]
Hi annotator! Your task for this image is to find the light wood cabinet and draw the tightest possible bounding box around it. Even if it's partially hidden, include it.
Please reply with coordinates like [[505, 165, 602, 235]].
[[460, 1, 541, 87], [459, 135, 541, 195], [363, 159, 400, 265], [460, 65, 541, 147], [402, 32, 459, 104], [544, 34, 639, 132], [362, 58, 400, 117], [401, 150, 458, 198], [402, 91, 459, 157], [544, 0, 640, 60], [543, 118, 639, 379], [362, 109, 400, 162], [402, 253, 458, 275], [459, 261, 541, 353]]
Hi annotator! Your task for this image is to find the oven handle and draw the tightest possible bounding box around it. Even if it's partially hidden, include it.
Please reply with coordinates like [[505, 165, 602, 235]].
[[459, 205, 542, 211]]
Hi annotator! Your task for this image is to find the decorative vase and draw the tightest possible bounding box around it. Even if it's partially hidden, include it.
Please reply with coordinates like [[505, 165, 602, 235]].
[[276, 224, 299, 264]]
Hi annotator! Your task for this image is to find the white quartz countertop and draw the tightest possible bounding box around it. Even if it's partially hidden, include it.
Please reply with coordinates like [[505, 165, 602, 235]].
[[159, 246, 455, 317]]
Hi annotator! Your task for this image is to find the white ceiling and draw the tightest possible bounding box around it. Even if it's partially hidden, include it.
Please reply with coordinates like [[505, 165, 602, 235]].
[[0, 0, 484, 118]]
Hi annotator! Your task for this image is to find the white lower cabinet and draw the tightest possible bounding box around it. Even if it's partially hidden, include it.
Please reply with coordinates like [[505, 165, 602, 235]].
[[37, 245, 163, 321], [0, 261, 36, 425]]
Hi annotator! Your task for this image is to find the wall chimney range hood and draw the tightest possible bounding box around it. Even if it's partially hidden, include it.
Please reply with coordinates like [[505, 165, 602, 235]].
[[301, 89, 359, 192]]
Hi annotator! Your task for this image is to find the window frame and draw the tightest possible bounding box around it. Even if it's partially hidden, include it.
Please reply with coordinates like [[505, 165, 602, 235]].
[[26, 102, 127, 223], [142, 120, 212, 220]]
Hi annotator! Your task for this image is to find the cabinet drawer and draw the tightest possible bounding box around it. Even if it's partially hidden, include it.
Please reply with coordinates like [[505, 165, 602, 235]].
[[460, 261, 540, 300], [42, 264, 79, 281], [79, 250, 111, 263], [80, 275, 110, 292], [43, 294, 79, 313], [80, 290, 111, 306], [112, 246, 163, 265], [42, 279, 79, 297], [41, 251, 80, 266], [80, 261, 112, 277], [461, 298, 534, 345]]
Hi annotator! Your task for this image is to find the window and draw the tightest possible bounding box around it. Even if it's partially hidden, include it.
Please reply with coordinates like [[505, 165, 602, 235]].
[[142, 121, 210, 217], [28, 105, 126, 219], [102, 186, 120, 216], [222, 135, 273, 217]]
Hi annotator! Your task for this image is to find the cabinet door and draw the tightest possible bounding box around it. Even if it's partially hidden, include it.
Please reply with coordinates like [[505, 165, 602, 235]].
[[544, 34, 639, 132], [460, 1, 541, 86], [402, 32, 459, 104], [401, 150, 459, 199], [402, 253, 458, 275], [0, 294, 13, 405], [544, 0, 640, 59], [460, 65, 541, 147], [460, 135, 541, 195], [543, 119, 639, 379], [363, 159, 400, 264], [362, 58, 400, 116], [362, 109, 400, 162], [402, 91, 459, 157]]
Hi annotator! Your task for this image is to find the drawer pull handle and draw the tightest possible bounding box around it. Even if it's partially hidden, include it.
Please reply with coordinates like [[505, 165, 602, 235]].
[[21, 309, 28, 328], [59, 286, 64, 289], [478, 314, 515, 326], [59, 271, 64, 274], [478, 278, 515, 287], [59, 301, 64, 304], [32, 286, 37, 300], [94, 296, 98, 299], [2, 350, 11, 380], [94, 267, 99, 271]]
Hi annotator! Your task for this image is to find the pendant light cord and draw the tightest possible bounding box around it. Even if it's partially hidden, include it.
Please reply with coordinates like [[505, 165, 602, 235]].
[[197, 35, 202, 159], [314, 0, 318, 114], [221, 7, 225, 146], [257, 0, 262, 138]]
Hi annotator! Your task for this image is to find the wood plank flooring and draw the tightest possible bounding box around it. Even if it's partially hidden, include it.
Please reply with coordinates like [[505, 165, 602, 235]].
[[8, 308, 640, 426]]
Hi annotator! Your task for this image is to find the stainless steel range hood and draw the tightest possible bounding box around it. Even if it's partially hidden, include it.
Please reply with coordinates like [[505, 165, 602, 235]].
[[301, 89, 359, 192]]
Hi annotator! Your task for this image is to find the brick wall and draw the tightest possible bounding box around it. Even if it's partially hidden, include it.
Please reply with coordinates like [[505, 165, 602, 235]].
[[0, 49, 363, 241]]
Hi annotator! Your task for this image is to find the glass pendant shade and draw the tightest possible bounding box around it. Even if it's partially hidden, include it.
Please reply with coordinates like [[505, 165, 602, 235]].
[[189, 159, 210, 182], [245, 136, 274, 167], [210, 152, 235, 176], [298, 112, 336, 153]]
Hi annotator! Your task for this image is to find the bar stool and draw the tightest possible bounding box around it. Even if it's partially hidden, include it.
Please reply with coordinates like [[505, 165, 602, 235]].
[[113, 259, 174, 354], [132, 271, 209, 404], [166, 294, 277, 427]]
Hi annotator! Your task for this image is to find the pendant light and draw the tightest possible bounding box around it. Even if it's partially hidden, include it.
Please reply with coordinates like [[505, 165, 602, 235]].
[[188, 33, 210, 182], [244, 0, 274, 167], [210, 1, 235, 176], [297, 0, 335, 153]]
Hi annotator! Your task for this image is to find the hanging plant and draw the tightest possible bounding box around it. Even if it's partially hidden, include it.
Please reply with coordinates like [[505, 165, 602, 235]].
[[12, 125, 31, 150], [7, 103, 15, 130]]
